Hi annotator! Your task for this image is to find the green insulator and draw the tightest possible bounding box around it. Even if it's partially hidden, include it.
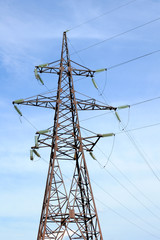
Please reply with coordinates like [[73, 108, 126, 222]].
[[30, 150, 33, 161], [38, 63, 48, 68], [96, 68, 107, 73], [91, 78, 98, 89], [14, 105, 22, 116], [115, 111, 121, 122], [34, 68, 38, 78], [37, 74, 44, 85], [89, 151, 96, 160], [36, 129, 51, 134], [35, 135, 38, 147], [33, 149, 41, 158], [102, 133, 115, 137], [118, 105, 130, 110], [13, 99, 24, 104]]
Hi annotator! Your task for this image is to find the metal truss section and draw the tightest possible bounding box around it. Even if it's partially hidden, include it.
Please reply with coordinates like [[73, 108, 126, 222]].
[[13, 95, 115, 111], [13, 31, 117, 239], [37, 158, 69, 240], [36, 32, 104, 239], [13, 95, 57, 109], [76, 98, 116, 111], [33, 130, 102, 153], [36, 59, 95, 78]]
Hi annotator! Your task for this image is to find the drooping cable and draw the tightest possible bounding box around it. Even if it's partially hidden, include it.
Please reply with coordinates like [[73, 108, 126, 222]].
[[101, 70, 108, 95], [94, 155, 160, 221], [103, 135, 116, 168], [95, 142, 160, 212], [91, 178, 160, 233], [109, 160, 160, 212], [95, 196, 160, 240], [98, 88, 160, 183], [121, 124, 160, 182]]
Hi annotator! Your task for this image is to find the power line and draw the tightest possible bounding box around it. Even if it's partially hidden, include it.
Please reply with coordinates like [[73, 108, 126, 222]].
[[73, 16, 160, 54], [109, 160, 160, 212], [24, 88, 57, 101], [131, 96, 160, 107], [117, 122, 160, 134], [121, 126, 160, 182], [22, 116, 38, 131], [75, 89, 111, 106], [107, 49, 160, 70], [97, 88, 160, 183], [67, 0, 137, 32], [80, 111, 111, 122], [68, 37, 86, 65], [80, 95, 160, 122], [92, 179, 160, 233], [96, 142, 160, 212], [94, 156, 160, 222], [95, 196, 160, 240]]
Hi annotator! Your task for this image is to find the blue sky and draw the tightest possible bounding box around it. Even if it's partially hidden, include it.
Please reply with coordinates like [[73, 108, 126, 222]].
[[1, 0, 160, 239]]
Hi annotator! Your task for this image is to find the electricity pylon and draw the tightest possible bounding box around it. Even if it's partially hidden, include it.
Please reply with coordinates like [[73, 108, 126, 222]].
[[13, 32, 116, 239]]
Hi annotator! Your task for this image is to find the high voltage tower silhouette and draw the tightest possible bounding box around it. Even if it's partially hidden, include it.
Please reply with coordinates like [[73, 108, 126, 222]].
[[13, 32, 116, 239]]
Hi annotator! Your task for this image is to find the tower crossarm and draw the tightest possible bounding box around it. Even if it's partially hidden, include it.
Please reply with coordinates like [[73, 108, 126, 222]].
[[36, 59, 95, 77], [13, 96, 116, 111], [76, 98, 117, 111], [71, 68, 95, 77], [31, 131, 103, 152], [36, 66, 95, 77], [12, 95, 57, 109]]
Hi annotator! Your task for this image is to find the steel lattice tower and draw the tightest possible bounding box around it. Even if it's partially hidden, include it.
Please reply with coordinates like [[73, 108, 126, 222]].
[[13, 32, 116, 239]]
